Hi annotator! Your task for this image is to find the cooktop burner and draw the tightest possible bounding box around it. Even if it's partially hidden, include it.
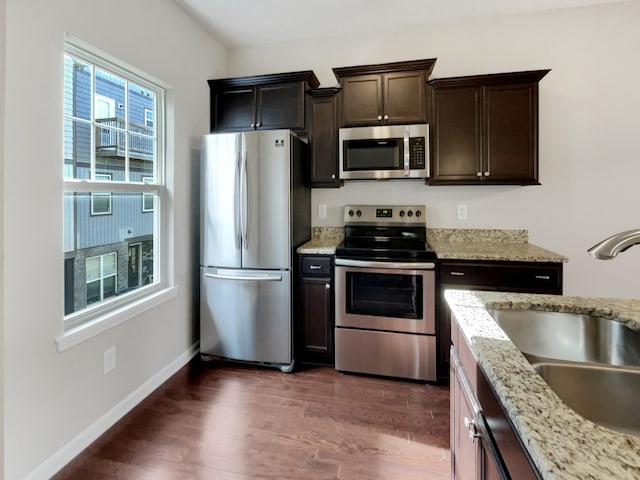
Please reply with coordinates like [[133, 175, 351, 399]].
[[335, 205, 437, 262]]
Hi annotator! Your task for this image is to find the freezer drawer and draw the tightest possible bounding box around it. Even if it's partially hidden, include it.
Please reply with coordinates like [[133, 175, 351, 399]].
[[200, 267, 292, 367], [335, 328, 436, 381]]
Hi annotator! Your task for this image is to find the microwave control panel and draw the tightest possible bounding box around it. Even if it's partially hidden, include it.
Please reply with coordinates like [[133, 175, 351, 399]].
[[409, 137, 426, 168]]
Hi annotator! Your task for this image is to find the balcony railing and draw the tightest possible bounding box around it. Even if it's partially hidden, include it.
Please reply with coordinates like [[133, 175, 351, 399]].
[[95, 117, 154, 161]]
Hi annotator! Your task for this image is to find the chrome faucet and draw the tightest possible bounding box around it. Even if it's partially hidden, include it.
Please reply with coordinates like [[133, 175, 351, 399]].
[[588, 229, 640, 259]]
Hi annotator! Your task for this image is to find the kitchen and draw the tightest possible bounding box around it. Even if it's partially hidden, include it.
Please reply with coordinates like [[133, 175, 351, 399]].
[[3, 0, 640, 479]]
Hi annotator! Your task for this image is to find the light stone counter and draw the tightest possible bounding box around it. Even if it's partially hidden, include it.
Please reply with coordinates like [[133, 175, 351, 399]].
[[297, 227, 568, 263], [296, 227, 343, 255], [429, 228, 568, 263], [445, 290, 640, 480]]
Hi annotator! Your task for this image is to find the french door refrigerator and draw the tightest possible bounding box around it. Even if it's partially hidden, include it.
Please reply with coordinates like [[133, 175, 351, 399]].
[[200, 129, 310, 372]]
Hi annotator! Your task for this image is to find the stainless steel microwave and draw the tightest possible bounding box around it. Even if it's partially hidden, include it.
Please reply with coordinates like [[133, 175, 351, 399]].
[[339, 124, 429, 180]]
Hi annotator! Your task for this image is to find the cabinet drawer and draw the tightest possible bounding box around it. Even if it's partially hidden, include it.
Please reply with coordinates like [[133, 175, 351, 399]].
[[440, 261, 562, 294], [301, 256, 333, 276]]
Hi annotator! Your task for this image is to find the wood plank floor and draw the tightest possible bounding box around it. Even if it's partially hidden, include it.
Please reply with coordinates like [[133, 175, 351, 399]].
[[54, 360, 451, 480]]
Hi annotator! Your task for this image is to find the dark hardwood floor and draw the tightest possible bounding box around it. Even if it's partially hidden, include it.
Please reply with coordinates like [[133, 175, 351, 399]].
[[54, 360, 450, 479]]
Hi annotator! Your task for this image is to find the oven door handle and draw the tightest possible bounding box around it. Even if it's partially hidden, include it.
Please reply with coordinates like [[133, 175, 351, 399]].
[[335, 258, 436, 270]]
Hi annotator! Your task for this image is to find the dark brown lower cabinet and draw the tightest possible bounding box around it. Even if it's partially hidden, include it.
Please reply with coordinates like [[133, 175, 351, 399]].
[[451, 315, 540, 480], [296, 255, 334, 365], [437, 260, 563, 382]]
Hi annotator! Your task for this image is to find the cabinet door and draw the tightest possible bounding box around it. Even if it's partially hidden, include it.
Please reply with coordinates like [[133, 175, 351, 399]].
[[383, 70, 426, 124], [212, 87, 256, 131], [302, 278, 333, 360], [341, 74, 384, 126], [257, 82, 305, 130], [308, 89, 340, 187], [451, 348, 481, 480], [483, 83, 538, 184], [430, 86, 483, 184]]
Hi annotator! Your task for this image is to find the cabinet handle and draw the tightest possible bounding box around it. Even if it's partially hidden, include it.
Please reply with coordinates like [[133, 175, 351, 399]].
[[250, 123, 255, 128], [256, 122, 261, 128], [535, 275, 551, 280], [325, 283, 330, 290], [383, 114, 389, 121], [476, 172, 482, 177], [331, 174, 336, 180], [377, 114, 383, 121], [450, 271, 465, 276], [484, 171, 490, 177], [464, 417, 480, 442], [309, 265, 322, 270]]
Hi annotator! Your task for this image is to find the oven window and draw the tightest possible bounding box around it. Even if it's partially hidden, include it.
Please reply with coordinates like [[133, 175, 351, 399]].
[[343, 139, 402, 171], [346, 271, 422, 319]]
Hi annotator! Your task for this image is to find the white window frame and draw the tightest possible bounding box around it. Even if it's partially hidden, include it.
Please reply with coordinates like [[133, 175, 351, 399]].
[[91, 173, 112, 215], [59, 37, 175, 349], [144, 107, 154, 129], [142, 176, 154, 212], [86, 252, 118, 304]]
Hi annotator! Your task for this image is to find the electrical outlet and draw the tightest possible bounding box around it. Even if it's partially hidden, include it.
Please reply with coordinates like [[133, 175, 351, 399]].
[[104, 346, 116, 375], [457, 204, 468, 220], [318, 204, 327, 219]]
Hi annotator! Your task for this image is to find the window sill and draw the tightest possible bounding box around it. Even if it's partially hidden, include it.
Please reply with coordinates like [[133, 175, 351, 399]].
[[56, 286, 178, 352]]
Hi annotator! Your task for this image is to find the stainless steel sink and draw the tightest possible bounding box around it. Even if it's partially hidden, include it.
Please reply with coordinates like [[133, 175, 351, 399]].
[[533, 362, 640, 437], [489, 310, 640, 367]]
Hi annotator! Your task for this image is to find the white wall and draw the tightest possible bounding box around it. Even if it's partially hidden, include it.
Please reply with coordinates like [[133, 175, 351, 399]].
[[3, 1, 225, 478], [227, 2, 640, 300], [0, 0, 6, 477]]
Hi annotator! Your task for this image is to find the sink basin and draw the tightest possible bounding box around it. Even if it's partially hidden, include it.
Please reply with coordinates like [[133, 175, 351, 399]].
[[489, 310, 640, 367], [533, 362, 640, 437]]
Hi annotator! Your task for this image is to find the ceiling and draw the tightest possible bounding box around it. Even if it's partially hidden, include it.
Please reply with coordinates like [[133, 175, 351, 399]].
[[176, 0, 628, 48]]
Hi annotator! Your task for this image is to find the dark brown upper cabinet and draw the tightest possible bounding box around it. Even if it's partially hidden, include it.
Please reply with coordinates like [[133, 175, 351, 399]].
[[428, 70, 550, 186], [307, 87, 342, 187], [333, 59, 436, 127], [208, 71, 319, 132]]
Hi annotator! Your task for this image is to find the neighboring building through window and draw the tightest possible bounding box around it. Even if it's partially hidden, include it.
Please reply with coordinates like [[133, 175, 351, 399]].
[[63, 40, 165, 326]]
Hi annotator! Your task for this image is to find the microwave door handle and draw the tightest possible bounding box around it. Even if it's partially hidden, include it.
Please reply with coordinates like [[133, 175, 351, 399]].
[[403, 126, 410, 176]]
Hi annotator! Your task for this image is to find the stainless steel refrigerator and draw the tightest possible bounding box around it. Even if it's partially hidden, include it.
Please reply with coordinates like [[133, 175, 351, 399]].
[[199, 129, 310, 372]]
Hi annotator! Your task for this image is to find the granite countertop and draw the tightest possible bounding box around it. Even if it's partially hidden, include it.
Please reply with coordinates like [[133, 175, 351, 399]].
[[296, 227, 343, 254], [445, 290, 640, 480], [297, 227, 568, 263], [428, 228, 568, 263]]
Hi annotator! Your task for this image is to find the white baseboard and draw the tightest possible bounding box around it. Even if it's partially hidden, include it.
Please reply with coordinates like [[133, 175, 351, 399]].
[[24, 343, 200, 480]]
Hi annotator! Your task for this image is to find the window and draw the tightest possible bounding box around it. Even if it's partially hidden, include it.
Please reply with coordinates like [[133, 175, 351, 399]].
[[144, 108, 154, 129], [91, 173, 112, 215], [86, 252, 117, 305], [63, 40, 166, 330], [142, 176, 154, 212]]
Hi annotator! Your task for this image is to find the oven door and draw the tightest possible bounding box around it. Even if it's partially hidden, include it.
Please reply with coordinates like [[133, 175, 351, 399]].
[[335, 259, 436, 334]]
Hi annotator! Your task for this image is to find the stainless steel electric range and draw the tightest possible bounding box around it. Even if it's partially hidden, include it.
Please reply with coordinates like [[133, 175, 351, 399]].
[[334, 205, 437, 381]]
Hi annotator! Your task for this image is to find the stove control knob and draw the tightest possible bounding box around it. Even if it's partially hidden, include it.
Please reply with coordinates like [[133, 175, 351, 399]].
[[356, 209, 362, 217], [348, 209, 354, 217], [416, 210, 422, 218], [399, 210, 405, 217], [407, 210, 414, 217]]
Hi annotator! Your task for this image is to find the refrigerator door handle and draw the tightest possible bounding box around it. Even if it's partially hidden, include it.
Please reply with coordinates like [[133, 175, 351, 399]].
[[204, 272, 283, 282], [240, 134, 249, 250], [234, 134, 243, 249]]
